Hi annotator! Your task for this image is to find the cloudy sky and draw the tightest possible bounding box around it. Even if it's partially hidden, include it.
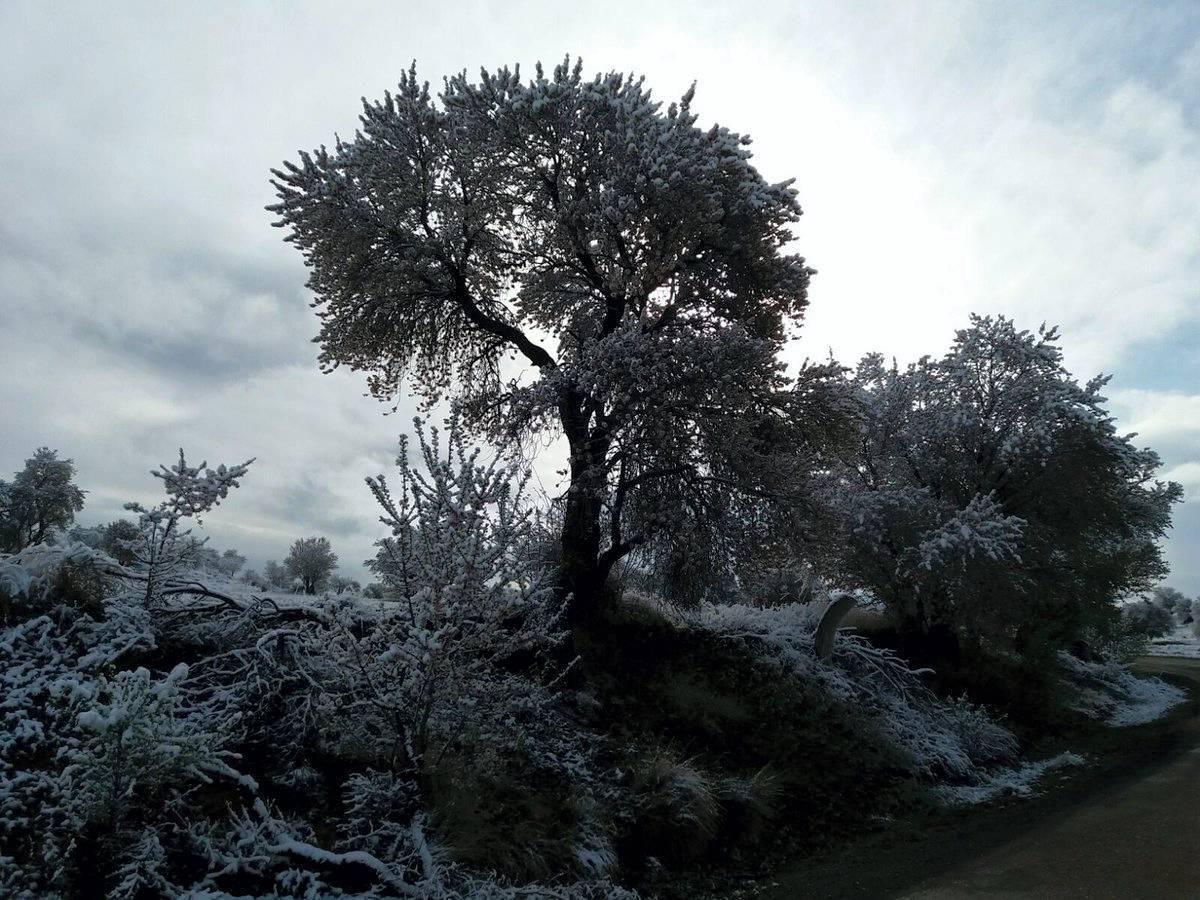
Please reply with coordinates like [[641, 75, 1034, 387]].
[[2, 0, 1198, 590]]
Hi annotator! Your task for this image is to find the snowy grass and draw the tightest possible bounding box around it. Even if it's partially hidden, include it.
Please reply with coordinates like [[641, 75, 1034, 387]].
[[933, 751, 1087, 805], [1059, 652, 1187, 727], [695, 600, 1020, 786]]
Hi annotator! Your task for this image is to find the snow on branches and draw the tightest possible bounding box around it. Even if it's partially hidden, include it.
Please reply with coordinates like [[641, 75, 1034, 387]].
[[122, 451, 253, 605], [269, 57, 835, 620], [822, 315, 1183, 647], [356, 416, 575, 774]]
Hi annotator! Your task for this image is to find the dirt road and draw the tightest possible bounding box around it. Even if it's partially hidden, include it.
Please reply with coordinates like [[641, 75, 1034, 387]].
[[901, 657, 1200, 899], [760, 658, 1200, 900]]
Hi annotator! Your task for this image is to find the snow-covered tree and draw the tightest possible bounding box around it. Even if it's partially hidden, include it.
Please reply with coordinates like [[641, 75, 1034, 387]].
[[262, 559, 290, 590], [270, 58, 846, 621], [823, 316, 1182, 651], [122, 451, 254, 604], [215, 548, 246, 577], [0, 448, 87, 552], [97, 519, 141, 566], [1148, 584, 1192, 625], [285, 536, 338, 595]]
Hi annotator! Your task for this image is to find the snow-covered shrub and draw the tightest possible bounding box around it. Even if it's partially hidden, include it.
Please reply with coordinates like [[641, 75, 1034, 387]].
[[0, 583, 225, 896], [355, 418, 569, 771], [109, 828, 178, 900], [941, 696, 1021, 766], [67, 663, 248, 829], [328, 419, 622, 881], [1, 439, 645, 897], [0, 535, 116, 623], [626, 746, 721, 864]]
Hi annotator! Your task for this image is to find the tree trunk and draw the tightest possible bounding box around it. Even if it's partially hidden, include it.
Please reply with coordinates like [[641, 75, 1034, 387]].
[[558, 389, 611, 627], [560, 483, 605, 625]]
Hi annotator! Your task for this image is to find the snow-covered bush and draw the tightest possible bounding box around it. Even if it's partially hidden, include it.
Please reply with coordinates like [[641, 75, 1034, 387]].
[[0, 454, 260, 898], [626, 747, 721, 864], [66, 663, 248, 829], [352, 418, 570, 770]]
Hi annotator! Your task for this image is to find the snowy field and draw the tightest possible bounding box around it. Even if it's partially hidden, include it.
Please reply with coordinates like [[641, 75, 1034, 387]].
[[1149, 625, 1200, 659]]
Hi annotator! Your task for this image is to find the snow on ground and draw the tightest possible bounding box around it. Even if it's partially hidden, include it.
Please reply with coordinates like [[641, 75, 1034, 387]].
[[1149, 625, 1200, 660], [934, 752, 1087, 806], [1107, 678, 1187, 726]]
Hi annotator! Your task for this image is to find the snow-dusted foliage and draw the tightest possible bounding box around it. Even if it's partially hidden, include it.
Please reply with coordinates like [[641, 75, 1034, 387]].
[[269, 57, 853, 620], [821, 316, 1182, 651], [0, 441, 644, 897], [698, 602, 1019, 783], [0, 455, 260, 898], [933, 751, 1086, 805]]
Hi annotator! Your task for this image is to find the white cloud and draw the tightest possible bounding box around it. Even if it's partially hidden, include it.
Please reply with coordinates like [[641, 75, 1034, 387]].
[[1109, 390, 1200, 444]]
